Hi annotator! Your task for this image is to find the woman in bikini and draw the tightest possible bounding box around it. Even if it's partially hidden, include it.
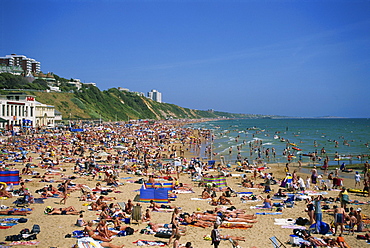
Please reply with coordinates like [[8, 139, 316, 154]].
[[97, 219, 116, 241], [168, 208, 180, 246], [84, 221, 112, 242], [182, 214, 213, 228]]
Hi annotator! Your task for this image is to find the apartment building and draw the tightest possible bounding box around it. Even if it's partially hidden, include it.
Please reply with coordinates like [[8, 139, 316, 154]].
[[0, 54, 40, 75], [147, 89, 162, 103]]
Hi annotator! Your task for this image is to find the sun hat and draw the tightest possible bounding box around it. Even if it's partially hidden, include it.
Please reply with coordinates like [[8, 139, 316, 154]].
[[357, 208, 362, 211]]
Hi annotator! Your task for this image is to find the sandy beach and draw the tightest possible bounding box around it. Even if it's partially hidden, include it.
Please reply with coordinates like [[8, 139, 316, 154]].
[[0, 120, 369, 248]]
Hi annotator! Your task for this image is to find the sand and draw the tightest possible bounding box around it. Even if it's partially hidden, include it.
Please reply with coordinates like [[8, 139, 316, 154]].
[[0, 123, 369, 248]]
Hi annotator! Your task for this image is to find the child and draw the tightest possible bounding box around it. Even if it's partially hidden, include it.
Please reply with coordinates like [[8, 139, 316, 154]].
[[348, 212, 357, 235], [142, 208, 151, 222], [76, 214, 87, 227]]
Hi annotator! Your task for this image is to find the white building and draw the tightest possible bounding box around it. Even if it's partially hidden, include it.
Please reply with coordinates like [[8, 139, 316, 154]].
[[34, 101, 56, 127], [0, 93, 58, 129], [147, 89, 162, 103]]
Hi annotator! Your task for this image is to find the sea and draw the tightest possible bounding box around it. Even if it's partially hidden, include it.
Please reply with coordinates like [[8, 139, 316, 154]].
[[186, 118, 370, 168]]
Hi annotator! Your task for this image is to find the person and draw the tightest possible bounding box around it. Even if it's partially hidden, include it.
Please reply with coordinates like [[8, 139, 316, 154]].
[[217, 193, 232, 205], [76, 214, 87, 227], [47, 206, 81, 215], [202, 188, 212, 199], [313, 195, 323, 233], [348, 212, 357, 235], [355, 171, 361, 188], [183, 242, 192, 248], [274, 188, 286, 197], [0, 183, 12, 198], [59, 180, 69, 205], [172, 234, 181, 248], [97, 219, 116, 241], [149, 200, 175, 211], [211, 223, 221, 248], [338, 187, 349, 210], [336, 234, 348, 248], [306, 199, 315, 225], [297, 176, 306, 191], [142, 208, 151, 222], [125, 199, 134, 214], [313, 195, 323, 223], [333, 205, 347, 236], [84, 221, 112, 242], [363, 179, 370, 197], [168, 208, 180, 246], [356, 208, 364, 232], [262, 195, 272, 208]]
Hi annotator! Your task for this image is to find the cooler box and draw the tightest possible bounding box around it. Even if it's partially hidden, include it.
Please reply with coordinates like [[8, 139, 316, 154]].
[[289, 235, 300, 245]]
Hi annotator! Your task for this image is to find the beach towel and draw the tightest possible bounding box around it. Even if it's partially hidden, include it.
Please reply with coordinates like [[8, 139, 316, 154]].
[[250, 205, 272, 209], [9, 241, 40, 246], [281, 225, 306, 229], [274, 218, 295, 225], [133, 240, 167, 246], [255, 212, 283, 215], [190, 198, 210, 201], [77, 237, 102, 248], [172, 190, 193, 194]]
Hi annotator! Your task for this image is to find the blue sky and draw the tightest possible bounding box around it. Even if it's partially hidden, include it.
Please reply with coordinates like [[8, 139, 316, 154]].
[[1, 0, 370, 118]]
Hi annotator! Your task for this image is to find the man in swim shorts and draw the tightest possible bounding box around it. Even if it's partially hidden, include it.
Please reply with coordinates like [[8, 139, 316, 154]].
[[333, 205, 347, 236]]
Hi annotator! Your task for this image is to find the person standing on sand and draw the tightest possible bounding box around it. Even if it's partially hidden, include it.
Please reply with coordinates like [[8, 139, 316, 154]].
[[211, 223, 221, 248], [333, 205, 347, 236], [339, 187, 349, 210], [168, 208, 180, 246], [354, 171, 361, 188]]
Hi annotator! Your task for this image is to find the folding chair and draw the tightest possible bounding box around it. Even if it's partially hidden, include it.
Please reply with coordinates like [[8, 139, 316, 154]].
[[269, 236, 287, 248], [228, 238, 240, 248], [117, 202, 126, 212], [131, 205, 142, 224]]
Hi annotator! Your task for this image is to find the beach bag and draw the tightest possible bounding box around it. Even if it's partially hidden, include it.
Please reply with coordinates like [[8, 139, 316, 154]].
[[125, 227, 134, 235], [20, 228, 30, 234], [18, 218, 28, 223], [31, 224, 40, 234], [5, 234, 22, 241], [154, 229, 172, 238], [296, 217, 309, 226]]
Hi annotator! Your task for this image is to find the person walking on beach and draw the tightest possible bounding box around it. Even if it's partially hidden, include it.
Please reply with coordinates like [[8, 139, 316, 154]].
[[211, 223, 221, 248], [354, 171, 361, 188], [168, 208, 180, 246]]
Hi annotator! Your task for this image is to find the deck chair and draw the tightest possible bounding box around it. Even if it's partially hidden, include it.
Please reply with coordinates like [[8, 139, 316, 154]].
[[269, 236, 287, 248], [117, 202, 126, 211], [228, 238, 240, 248], [131, 205, 142, 224]]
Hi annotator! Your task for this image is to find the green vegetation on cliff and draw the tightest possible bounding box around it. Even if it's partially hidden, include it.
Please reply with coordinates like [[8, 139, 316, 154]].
[[1, 72, 271, 121], [28, 86, 253, 121]]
